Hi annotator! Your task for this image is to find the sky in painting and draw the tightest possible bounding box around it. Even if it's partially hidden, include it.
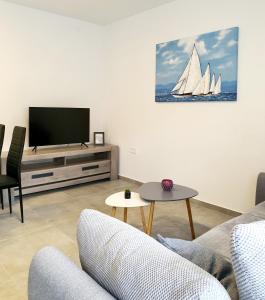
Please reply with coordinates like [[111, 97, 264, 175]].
[[156, 27, 239, 85]]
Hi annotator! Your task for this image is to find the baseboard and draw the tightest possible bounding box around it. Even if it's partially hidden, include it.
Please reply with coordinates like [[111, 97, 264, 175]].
[[190, 198, 241, 217], [119, 175, 143, 185], [119, 175, 241, 217]]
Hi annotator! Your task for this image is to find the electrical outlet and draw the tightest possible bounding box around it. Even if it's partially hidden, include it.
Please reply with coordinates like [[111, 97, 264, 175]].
[[129, 147, 137, 155]]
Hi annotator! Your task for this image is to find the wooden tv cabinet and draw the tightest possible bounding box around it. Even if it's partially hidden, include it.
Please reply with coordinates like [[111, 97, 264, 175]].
[[1, 144, 118, 197]]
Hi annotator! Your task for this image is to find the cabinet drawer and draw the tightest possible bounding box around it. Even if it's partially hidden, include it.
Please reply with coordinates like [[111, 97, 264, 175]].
[[81, 160, 110, 176], [21, 160, 111, 187]]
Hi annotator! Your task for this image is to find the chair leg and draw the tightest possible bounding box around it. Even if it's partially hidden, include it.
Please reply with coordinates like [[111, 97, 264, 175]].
[[8, 188, 12, 214], [0, 190, 4, 210], [18, 184, 24, 223]]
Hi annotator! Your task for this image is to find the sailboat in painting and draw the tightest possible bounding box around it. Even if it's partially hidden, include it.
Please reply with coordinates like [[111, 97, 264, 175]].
[[209, 73, 216, 93], [192, 63, 210, 95], [171, 46, 202, 96], [213, 74, 222, 94], [171, 45, 222, 97]]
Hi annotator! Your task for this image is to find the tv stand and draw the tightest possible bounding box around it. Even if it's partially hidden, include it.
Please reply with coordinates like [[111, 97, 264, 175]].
[[1, 144, 119, 197], [81, 142, 88, 148], [32, 146, 37, 152]]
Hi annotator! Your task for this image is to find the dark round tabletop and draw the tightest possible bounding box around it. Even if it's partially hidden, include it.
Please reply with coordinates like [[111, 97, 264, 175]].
[[138, 182, 198, 202]]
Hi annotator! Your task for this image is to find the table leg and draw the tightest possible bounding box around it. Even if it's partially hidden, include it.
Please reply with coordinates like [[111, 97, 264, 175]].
[[140, 207, 147, 232], [147, 201, 155, 235], [186, 199, 195, 239], [123, 207, 128, 222], [111, 207, 117, 217]]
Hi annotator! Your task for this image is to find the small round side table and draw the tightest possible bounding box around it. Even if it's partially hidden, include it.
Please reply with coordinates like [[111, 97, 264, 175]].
[[105, 192, 150, 232], [138, 182, 198, 239]]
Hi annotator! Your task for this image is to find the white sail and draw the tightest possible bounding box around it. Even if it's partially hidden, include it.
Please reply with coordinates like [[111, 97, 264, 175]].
[[192, 64, 210, 95], [210, 73, 216, 93], [172, 79, 185, 93], [183, 46, 202, 94], [171, 45, 202, 95], [213, 74, 222, 95], [203, 64, 210, 94], [171, 63, 190, 93], [178, 79, 186, 94], [192, 78, 204, 95]]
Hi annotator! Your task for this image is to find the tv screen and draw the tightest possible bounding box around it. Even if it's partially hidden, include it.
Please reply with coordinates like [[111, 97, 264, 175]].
[[29, 107, 90, 147]]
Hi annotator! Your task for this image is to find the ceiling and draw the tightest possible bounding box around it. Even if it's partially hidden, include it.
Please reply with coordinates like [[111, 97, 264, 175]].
[[4, 0, 175, 25]]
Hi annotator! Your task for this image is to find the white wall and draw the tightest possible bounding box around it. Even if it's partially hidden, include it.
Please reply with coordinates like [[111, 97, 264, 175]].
[[0, 0, 105, 150], [1, 0, 264, 212], [105, 0, 265, 212]]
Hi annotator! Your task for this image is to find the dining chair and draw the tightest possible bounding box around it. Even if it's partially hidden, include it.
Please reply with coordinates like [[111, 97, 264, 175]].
[[0, 124, 5, 210], [0, 126, 26, 222]]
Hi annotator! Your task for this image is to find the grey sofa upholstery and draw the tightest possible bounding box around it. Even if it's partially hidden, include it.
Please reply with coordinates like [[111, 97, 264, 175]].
[[194, 202, 265, 260], [29, 210, 230, 300], [28, 246, 115, 300], [28, 173, 265, 300], [195, 172, 265, 260]]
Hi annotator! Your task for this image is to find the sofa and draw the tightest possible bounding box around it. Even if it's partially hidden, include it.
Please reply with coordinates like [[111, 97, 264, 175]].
[[28, 173, 265, 300]]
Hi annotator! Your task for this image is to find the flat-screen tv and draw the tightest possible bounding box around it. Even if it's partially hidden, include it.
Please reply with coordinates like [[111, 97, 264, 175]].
[[29, 107, 90, 147]]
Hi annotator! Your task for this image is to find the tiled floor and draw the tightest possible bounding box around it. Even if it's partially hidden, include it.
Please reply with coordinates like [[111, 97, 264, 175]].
[[0, 179, 233, 299]]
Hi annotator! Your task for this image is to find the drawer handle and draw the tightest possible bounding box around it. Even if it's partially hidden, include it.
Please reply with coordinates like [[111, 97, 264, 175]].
[[82, 165, 99, 171], [32, 172, 53, 179]]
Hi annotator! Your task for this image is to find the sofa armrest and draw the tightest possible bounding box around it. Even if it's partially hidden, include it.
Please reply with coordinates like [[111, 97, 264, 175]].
[[256, 172, 265, 205], [28, 246, 115, 300]]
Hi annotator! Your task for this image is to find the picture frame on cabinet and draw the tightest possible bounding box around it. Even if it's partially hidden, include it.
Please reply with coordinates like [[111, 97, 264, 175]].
[[94, 132, 105, 145]]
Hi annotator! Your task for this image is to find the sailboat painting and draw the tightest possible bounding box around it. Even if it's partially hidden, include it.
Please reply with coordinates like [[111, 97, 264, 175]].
[[155, 27, 239, 102]]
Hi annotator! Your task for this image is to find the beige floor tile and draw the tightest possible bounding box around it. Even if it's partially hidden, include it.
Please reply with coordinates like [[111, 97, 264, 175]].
[[0, 179, 234, 299]]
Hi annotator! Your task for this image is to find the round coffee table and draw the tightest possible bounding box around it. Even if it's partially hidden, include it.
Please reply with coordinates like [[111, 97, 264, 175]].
[[105, 192, 150, 232], [138, 182, 198, 238]]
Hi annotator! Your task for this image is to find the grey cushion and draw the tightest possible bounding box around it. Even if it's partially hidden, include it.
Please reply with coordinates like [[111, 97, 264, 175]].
[[231, 221, 265, 300], [195, 213, 264, 259], [28, 246, 115, 300], [77, 209, 230, 300], [157, 235, 238, 300]]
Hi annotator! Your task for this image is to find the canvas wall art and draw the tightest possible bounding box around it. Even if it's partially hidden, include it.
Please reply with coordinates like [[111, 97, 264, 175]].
[[155, 27, 239, 102]]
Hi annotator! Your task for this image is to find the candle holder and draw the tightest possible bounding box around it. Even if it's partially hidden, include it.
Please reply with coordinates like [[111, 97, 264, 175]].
[[124, 189, 131, 199], [161, 179, 173, 191]]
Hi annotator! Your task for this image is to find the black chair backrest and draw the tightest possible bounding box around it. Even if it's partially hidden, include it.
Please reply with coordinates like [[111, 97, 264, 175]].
[[0, 124, 5, 157], [6, 126, 26, 182]]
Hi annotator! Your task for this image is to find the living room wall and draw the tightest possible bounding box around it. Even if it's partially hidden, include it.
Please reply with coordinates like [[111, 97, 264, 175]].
[[0, 0, 264, 213], [0, 0, 105, 150], [105, 0, 265, 212]]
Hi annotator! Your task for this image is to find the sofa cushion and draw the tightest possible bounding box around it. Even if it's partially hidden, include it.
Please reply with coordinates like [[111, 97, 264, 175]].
[[77, 209, 230, 300], [231, 221, 265, 300], [157, 235, 238, 300], [194, 213, 264, 260]]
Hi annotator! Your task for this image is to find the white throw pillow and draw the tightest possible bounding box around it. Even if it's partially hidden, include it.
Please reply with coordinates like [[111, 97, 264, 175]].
[[231, 221, 265, 300]]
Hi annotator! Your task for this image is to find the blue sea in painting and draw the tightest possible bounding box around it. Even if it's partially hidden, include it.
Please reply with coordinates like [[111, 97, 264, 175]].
[[155, 81, 237, 102], [156, 93, 237, 102]]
